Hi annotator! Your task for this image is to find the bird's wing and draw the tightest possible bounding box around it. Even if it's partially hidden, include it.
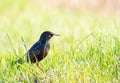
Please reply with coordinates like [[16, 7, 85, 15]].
[[30, 42, 42, 55], [25, 42, 42, 62]]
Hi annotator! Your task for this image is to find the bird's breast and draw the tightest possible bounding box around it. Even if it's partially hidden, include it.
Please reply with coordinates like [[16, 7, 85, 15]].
[[43, 42, 50, 58]]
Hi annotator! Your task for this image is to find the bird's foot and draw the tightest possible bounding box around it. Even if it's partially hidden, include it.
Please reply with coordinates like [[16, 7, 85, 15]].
[[36, 63, 44, 72]]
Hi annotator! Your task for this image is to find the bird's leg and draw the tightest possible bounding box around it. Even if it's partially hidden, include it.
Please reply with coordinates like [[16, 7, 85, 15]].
[[32, 52, 44, 72], [36, 63, 43, 72]]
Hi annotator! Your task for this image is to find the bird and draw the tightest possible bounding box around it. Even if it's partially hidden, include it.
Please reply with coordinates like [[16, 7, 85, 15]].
[[24, 31, 60, 72]]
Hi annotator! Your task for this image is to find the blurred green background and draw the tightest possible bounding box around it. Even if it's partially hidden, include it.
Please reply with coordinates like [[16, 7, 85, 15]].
[[0, 0, 120, 82], [1, 0, 120, 53]]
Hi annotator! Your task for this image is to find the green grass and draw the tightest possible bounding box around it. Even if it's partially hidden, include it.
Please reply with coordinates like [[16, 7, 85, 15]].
[[0, 0, 120, 82]]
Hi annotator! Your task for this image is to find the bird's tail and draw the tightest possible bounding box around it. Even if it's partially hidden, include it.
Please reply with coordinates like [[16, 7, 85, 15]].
[[14, 58, 24, 64]]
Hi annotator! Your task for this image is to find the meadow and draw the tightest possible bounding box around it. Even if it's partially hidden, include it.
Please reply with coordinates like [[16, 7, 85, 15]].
[[0, 0, 120, 83]]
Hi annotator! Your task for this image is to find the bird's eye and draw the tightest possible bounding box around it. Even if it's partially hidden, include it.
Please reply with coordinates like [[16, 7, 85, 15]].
[[48, 35, 51, 38]]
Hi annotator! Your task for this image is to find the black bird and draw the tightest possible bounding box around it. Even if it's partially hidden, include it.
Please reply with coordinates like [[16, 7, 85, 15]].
[[24, 31, 60, 71]]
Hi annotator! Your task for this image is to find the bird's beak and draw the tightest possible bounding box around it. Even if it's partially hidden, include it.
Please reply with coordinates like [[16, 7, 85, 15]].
[[53, 33, 60, 36]]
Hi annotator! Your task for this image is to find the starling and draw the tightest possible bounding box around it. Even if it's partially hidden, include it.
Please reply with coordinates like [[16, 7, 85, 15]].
[[24, 31, 60, 71]]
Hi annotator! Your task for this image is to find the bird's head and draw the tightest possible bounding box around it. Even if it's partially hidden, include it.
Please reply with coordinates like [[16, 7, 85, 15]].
[[39, 31, 60, 42]]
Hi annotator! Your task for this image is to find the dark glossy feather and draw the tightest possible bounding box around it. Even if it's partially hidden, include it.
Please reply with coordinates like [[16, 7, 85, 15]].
[[24, 31, 59, 64], [14, 31, 59, 67], [25, 41, 50, 63]]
